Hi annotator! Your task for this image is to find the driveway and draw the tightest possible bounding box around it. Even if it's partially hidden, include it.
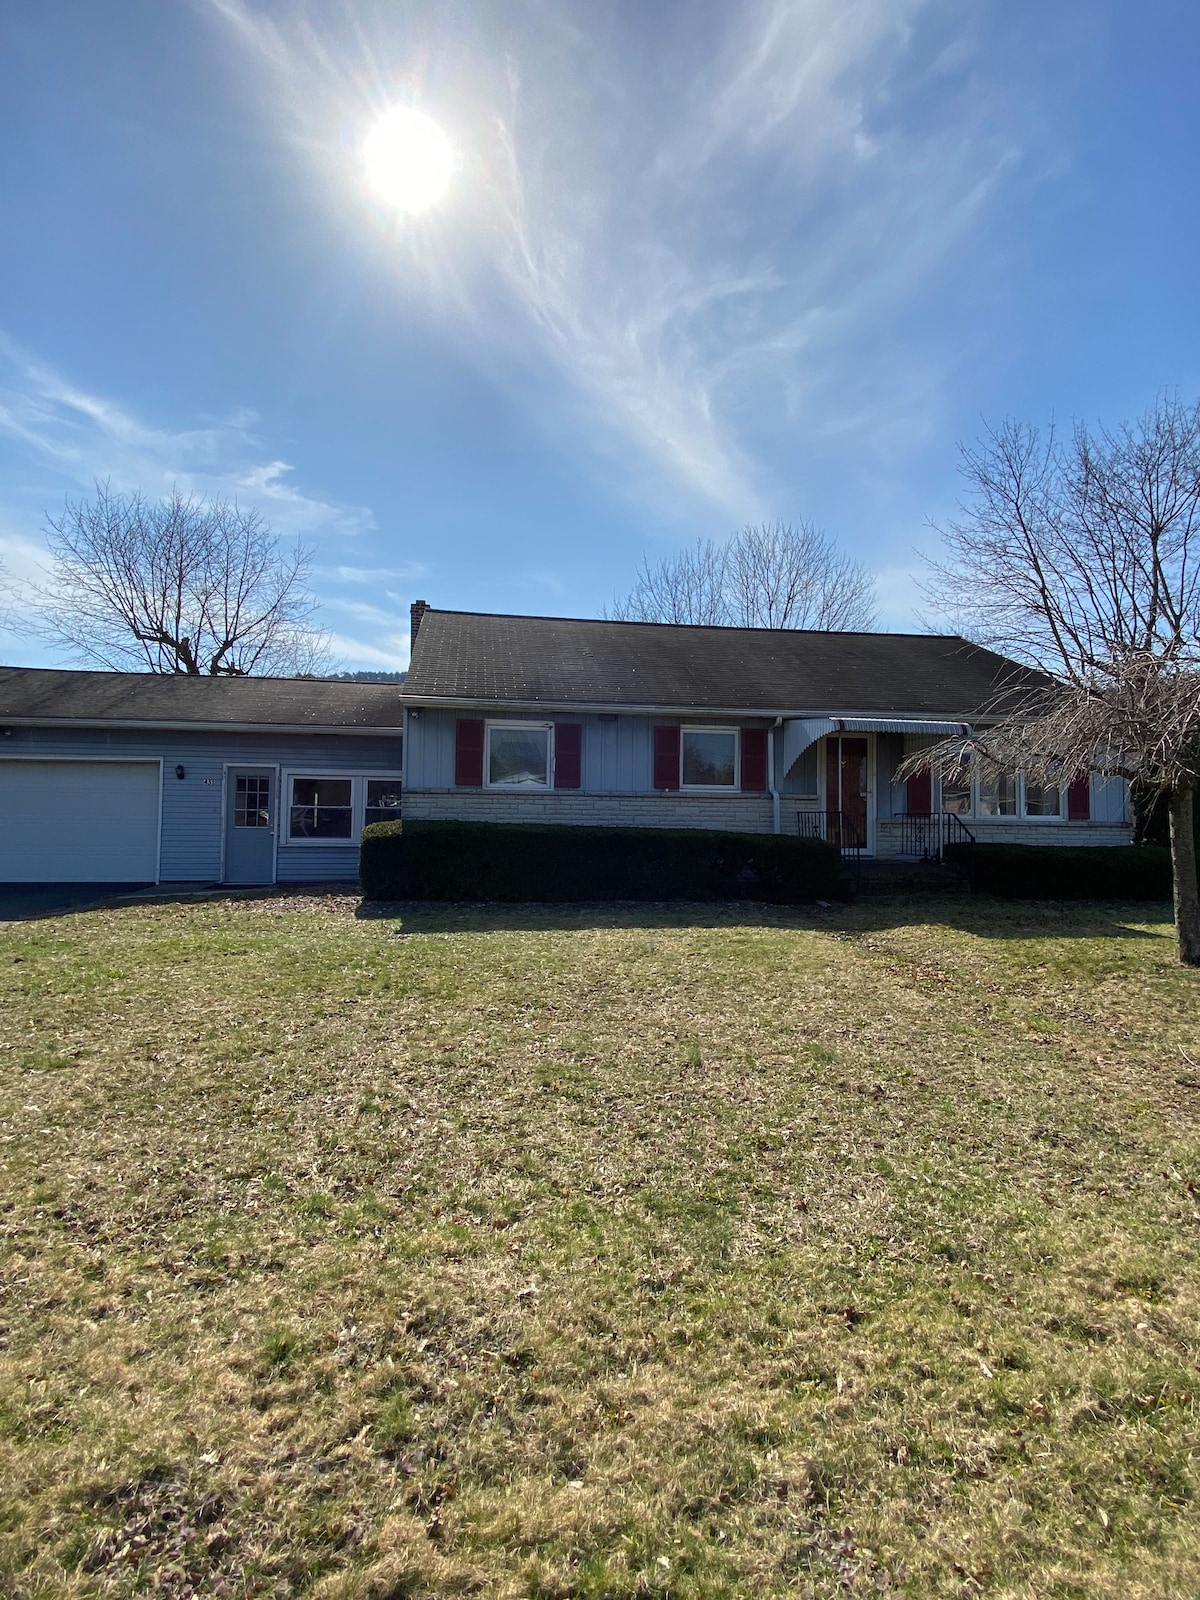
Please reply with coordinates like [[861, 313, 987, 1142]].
[[0, 884, 160, 921]]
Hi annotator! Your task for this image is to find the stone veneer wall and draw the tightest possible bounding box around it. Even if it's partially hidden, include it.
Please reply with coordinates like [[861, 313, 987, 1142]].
[[402, 789, 776, 833], [875, 819, 1132, 855]]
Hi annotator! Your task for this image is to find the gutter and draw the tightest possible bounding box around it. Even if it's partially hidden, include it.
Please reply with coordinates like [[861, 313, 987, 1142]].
[[402, 695, 995, 722], [0, 716, 405, 736], [768, 715, 783, 834]]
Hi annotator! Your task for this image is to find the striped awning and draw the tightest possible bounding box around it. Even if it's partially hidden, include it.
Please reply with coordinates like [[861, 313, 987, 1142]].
[[781, 716, 971, 775]]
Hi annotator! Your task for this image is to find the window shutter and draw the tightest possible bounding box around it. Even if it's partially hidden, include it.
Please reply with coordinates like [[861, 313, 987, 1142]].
[[1067, 772, 1091, 821], [652, 725, 680, 790], [906, 769, 932, 816], [454, 718, 485, 787], [741, 727, 768, 792], [554, 723, 582, 789]]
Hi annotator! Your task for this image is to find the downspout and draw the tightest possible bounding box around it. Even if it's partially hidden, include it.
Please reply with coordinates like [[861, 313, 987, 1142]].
[[768, 716, 783, 834]]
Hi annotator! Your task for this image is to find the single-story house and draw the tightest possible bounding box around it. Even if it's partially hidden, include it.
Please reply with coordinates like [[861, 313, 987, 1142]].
[[0, 668, 403, 885], [400, 603, 1131, 855]]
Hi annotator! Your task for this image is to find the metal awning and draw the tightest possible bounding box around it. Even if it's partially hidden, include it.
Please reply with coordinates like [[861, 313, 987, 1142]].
[[781, 716, 971, 775]]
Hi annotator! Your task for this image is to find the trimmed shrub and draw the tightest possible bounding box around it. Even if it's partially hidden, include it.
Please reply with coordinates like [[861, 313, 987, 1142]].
[[360, 819, 842, 903], [946, 841, 1172, 900]]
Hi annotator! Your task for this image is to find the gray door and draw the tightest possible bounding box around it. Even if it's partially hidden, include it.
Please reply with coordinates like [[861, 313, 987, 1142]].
[[224, 768, 276, 884]]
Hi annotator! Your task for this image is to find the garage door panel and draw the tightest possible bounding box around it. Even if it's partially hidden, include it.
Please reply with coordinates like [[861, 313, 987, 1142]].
[[0, 761, 160, 882]]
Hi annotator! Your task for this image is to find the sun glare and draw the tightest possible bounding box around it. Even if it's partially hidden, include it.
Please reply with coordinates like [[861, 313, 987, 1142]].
[[362, 108, 453, 213]]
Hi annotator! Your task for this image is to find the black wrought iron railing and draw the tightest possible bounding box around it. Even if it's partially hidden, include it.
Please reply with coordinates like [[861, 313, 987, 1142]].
[[796, 809, 868, 856], [893, 812, 977, 860]]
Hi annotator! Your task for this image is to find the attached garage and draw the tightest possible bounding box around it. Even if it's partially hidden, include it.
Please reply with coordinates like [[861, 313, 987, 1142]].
[[0, 759, 161, 883]]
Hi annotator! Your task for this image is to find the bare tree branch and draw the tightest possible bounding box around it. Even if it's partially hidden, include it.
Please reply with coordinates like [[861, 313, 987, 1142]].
[[22, 484, 331, 677], [607, 520, 877, 631], [917, 392, 1200, 964]]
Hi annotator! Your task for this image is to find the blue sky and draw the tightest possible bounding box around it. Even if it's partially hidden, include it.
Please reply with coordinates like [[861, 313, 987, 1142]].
[[1, 0, 1197, 671]]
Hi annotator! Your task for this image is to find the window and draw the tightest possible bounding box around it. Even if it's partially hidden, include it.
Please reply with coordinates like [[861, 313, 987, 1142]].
[[486, 723, 551, 787], [282, 772, 405, 845], [681, 728, 737, 788], [977, 763, 1017, 816], [234, 775, 271, 828], [941, 757, 972, 816], [289, 777, 353, 839], [937, 760, 1063, 820], [365, 779, 403, 827], [1022, 779, 1061, 817]]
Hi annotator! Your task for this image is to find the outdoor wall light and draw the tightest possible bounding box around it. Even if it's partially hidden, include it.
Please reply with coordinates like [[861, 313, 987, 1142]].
[[175, 764, 186, 780]]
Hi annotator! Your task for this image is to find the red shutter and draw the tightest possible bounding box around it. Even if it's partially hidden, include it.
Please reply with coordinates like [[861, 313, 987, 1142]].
[[652, 724, 680, 790], [906, 769, 932, 816], [454, 718, 484, 786], [741, 727, 768, 792], [554, 723, 582, 789], [1067, 772, 1091, 821]]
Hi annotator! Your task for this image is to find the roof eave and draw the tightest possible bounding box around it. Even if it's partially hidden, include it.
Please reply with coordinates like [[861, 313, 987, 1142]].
[[400, 693, 1005, 722], [0, 715, 405, 736]]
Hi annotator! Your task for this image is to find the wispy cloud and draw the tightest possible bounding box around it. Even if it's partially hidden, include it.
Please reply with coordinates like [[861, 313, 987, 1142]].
[[200, 0, 1041, 526], [0, 333, 374, 540]]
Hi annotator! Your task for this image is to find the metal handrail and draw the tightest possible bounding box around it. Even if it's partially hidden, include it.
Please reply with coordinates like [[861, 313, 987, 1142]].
[[893, 811, 976, 860], [796, 809, 868, 855]]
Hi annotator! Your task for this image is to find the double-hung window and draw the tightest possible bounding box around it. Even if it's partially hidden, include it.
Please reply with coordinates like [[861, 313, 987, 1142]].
[[680, 727, 738, 788], [485, 723, 552, 788], [284, 773, 404, 844]]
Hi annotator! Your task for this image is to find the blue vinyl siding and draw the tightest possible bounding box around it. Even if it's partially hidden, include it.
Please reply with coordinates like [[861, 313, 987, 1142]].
[[406, 708, 770, 793], [0, 725, 401, 881]]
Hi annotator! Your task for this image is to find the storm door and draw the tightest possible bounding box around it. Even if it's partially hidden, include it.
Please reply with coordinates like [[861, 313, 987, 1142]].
[[824, 737, 870, 852], [224, 768, 277, 884]]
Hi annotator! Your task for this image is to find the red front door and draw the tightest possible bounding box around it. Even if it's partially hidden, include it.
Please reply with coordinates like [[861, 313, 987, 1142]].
[[825, 737, 868, 849]]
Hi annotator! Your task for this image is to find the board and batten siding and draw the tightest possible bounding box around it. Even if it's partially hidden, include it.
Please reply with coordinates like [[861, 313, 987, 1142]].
[[405, 707, 773, 794], [0, 725, 401, 881]]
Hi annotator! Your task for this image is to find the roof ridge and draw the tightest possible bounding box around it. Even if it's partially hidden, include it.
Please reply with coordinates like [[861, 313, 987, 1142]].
[[418, 607, 966, 643]]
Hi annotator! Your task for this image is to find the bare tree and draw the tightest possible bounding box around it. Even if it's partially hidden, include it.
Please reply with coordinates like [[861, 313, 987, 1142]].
[[21, 484, 331, 676], [609, 520, 876, 630], [608, 537, 728, 625], [915, 394, 1200, 964]]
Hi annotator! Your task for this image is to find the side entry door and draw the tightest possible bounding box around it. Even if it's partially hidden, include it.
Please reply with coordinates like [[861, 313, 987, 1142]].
[[224, 767, 277, 884]]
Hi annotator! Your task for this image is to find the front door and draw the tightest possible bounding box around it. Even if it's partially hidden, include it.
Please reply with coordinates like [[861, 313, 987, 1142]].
[[825, 737, 869, 851], [224, 767, 276, 884]]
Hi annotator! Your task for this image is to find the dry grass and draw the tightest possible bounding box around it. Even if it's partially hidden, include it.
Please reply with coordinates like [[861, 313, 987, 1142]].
[[1, 891, 1199, 1598]]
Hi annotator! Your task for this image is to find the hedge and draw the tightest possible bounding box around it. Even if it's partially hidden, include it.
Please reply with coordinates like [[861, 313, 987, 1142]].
[[360, 819, 844, 903], [946, 841, 1172, 900]]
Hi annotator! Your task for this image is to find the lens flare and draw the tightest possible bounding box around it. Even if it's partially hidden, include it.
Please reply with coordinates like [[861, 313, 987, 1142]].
[[362, 108, 453, 213]]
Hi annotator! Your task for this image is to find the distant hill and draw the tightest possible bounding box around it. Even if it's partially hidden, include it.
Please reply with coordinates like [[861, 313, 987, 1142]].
[[326, 670, 406, 683]]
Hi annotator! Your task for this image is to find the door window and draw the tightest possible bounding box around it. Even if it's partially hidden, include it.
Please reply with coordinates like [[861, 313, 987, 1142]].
[[234, 775, 271, 828]]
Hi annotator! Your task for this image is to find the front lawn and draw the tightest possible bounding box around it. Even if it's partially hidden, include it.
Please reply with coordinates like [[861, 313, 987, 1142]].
[[1, 893, 1198, 1598]]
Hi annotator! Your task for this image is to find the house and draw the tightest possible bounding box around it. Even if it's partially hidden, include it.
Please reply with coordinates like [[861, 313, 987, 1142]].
[[0, 668, 403, 885], [400, 603, 1131, 855]]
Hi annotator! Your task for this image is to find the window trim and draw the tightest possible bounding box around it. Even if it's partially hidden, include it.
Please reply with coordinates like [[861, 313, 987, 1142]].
[[679, 725, 740, 791], [281, 771, 405, 847], [483, 720, 554, 790], [936, 766, 1064, 822]]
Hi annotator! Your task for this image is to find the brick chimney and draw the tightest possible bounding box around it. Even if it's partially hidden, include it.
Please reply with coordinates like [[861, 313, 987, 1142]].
[[410, 599, 430, 654]]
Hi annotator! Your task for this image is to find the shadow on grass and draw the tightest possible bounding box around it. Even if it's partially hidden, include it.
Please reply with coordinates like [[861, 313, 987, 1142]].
[[355, 895, 1172, 941]]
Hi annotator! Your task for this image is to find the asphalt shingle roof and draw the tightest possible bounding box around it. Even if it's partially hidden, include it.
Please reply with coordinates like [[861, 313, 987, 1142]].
[[0, 667, 405, 729], [403, 610, 1050, 717]]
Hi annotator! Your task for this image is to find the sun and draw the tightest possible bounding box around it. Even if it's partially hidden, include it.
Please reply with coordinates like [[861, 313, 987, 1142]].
[[362, 108, 454, 213]]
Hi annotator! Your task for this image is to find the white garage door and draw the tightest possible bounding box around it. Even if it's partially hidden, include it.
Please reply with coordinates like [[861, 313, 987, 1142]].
[[0, 760, 160, 883]]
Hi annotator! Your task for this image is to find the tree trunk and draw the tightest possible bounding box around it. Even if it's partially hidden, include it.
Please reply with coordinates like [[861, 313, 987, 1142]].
[[1169, 784, 1200, 966]]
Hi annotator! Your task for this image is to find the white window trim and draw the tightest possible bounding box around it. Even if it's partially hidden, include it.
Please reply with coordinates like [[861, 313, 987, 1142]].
[[484, 720, 554, 789], [680, 725, 740, 791], [281, 771, 404, 847], [937, 767, 1064, 822]]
